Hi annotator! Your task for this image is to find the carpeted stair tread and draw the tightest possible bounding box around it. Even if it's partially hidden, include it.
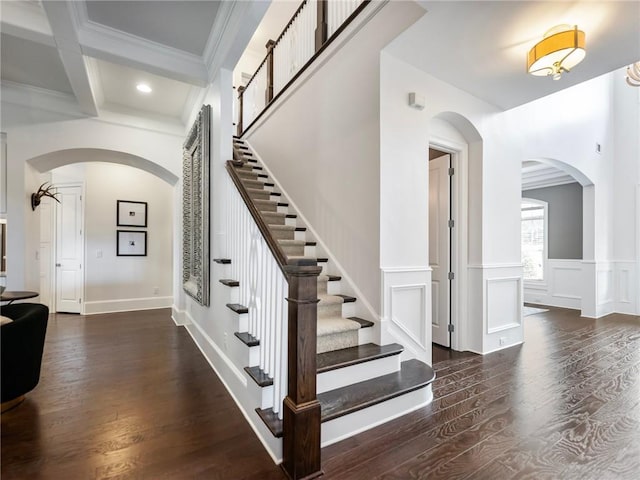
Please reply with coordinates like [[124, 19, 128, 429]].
[[219, 279, 239, 287], [318, 359, 436, 422], [317, 316, 362, 336], [234, 332, 259, 347], [244, 366, 273, 387], [287, 256, 327, 263], [246, 188, 281, 198], [317, 343, 404, 373], [226, 303, 248, 314], [242, 179, 274, 189], [318, 294, 349, 307], [213, 258, 231, 264]]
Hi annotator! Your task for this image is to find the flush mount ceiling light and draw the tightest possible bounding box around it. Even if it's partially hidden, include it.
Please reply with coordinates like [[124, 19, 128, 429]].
[[136, 83, 152, 93], [527, 25, 586, 80], [626, 62, 640, 87]]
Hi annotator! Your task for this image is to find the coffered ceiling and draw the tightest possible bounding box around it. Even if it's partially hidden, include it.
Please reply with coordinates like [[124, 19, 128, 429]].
[[1, 1, 639, 130]]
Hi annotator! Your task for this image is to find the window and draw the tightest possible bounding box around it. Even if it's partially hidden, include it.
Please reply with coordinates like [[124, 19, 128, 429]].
[[521, 199, 547, 282]]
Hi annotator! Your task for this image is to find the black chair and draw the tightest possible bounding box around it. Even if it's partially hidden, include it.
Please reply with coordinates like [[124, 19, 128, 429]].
[[1, 303, 49, 411]]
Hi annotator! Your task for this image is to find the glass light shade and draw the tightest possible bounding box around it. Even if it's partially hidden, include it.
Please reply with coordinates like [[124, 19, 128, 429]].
[[527, 26, 586, 78]]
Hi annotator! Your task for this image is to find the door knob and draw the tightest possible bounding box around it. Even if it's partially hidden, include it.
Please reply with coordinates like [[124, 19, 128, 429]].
[[56, 263, 61, 267]]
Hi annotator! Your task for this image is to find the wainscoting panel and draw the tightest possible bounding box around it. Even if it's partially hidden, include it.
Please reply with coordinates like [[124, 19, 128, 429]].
[[596, 263, 615, 317], [524, 259, 583, 310], [486, 277, 521, 334], [381, 267, 431, 362], [614, 261, 638, 315]]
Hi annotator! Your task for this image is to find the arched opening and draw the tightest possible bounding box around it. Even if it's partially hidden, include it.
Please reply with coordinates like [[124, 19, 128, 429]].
[[429, 111, 483, 354], [25, 149, 178, 314], [521, 157, 595, 318]]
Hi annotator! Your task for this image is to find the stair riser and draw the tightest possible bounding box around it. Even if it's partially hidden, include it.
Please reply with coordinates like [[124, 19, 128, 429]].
[[321, 385, 433, 447], [247, 378, 275, 410], [257, 203, 277, 212], [317, 354, 401, 394], [317, 331, 359, 354], [272, 229, 295, 240], [318, 303, 344, 318], [358, 325, 376, 345]]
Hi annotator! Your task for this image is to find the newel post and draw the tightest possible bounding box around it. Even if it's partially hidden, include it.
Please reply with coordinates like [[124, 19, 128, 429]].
[[237, 86, 245, 137], [282, 261, 323, 480], [265, 39, 276, 104], [315, 0, 328, 51]]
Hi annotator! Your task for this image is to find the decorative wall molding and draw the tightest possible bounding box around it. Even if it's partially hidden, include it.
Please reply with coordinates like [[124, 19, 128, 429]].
[[468, 263, 523, 269], [389, 284, 428, 349], [381, 267, 431, 362], [486, 276, 522, 334], [524, 259, 582, 310]]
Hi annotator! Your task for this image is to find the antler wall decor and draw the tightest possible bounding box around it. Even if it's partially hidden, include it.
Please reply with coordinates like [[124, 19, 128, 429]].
[[31, 182, 61, 210]]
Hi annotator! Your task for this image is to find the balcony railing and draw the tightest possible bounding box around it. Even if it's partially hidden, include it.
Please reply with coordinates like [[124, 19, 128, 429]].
[[237, 0, 369, 137]]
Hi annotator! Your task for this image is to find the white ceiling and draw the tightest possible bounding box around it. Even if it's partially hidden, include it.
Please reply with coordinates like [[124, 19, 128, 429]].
[[85, 1, 221, 56], [1, 0, 639, 129], [522, 161, 577, 191], [390, 1, 640, 109]]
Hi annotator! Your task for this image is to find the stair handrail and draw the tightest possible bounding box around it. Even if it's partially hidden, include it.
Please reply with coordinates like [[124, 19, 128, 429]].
[[225, 158, 323, 479], [237, 0, 370, 136]]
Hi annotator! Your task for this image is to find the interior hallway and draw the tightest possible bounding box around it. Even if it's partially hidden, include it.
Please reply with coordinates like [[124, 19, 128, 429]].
[[2, 307, 639, 479]]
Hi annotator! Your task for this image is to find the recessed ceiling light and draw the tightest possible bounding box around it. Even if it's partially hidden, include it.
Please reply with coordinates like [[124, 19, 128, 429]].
[[136, 83, 152, 93]]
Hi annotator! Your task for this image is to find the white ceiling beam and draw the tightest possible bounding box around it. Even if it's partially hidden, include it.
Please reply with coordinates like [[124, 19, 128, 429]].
[[0, 0, 55, 46], [41, 1, 98, 116], [1, 80, 84, 118]]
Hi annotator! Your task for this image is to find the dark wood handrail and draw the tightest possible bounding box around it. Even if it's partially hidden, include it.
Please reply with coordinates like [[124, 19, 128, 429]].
[[225, 160, 318, 275], [238, 0, 371, 138]]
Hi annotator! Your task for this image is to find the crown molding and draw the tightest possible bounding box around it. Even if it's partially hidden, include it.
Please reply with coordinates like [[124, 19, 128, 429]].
[[1, 81, 84, 118]]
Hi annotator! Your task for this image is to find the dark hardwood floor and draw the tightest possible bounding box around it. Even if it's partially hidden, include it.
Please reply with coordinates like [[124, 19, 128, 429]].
[[1, 309, 285, 480], [3, 306, 639, 479], [322, 307, 640, 479]]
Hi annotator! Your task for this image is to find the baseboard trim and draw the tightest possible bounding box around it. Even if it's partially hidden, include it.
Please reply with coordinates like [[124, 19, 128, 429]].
[[84, 296, 173, 315]]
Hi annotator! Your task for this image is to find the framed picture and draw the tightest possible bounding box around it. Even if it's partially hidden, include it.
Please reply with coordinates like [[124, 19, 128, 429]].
[[117, 230, 147, 256], [117, 200, 147, 227], [182, 104, 211, 306]]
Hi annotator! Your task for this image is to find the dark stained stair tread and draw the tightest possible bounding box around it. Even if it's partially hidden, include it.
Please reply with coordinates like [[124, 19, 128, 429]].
[[234, 332, 259, 347], [277, 202, 289, 207], [219, 279, 239, 287], [336, 294, 356, 303], [226, 303, 248, 314], [318, 359, 436, 422], [295, 226, 305, 231], [327, 275, 342, 282], [349, 317, 374, 329], [244, 366, 273, 387], [256, 408, 283, 438], [317, 343, 404, 374], [213, 258, 231, 264]]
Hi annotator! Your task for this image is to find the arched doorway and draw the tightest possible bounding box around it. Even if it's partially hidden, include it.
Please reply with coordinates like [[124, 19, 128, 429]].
[[26, 149, 178, 314], [429, 112, 483, 353], [521, 157, 596, 318]]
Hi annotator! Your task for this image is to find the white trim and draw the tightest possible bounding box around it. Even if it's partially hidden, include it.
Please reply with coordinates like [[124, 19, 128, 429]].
[[84, 296, 173, 315], [479, 341, 524, 355], [486, 276, 522, 334], [389, 283, 428, 349], [381, 266, 432, 273], [1, 80, 84, 118], [429, 135, 469, 353], [468, 263, 523, 269], [182, 312, 282, 464]]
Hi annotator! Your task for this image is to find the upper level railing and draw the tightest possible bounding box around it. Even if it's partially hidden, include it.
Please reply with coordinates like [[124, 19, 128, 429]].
[[237, 0, 368, 137]]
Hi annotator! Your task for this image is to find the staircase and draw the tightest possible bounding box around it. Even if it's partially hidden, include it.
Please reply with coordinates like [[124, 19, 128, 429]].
[[216, 137, 436, 448]]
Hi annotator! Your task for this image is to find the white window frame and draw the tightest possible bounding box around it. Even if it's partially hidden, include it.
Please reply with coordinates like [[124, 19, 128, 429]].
[[521, 198, 548, 288]]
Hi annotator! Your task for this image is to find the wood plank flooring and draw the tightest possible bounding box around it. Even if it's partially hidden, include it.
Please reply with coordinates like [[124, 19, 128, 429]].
[[321, 307, 640, 479], [2, 306, 639, 479], [1, 309, 285, 480]]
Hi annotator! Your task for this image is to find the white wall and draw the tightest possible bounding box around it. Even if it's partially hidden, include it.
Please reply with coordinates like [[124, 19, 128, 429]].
[[49, 162, 174, 314], [4, 116, 183, 295], [245, 2, 424, 318]]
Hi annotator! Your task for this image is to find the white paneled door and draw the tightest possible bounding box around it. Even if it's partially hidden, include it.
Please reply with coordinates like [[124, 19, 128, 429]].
[[429, 154, 451, 347], [55, 185, 83, 313]]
